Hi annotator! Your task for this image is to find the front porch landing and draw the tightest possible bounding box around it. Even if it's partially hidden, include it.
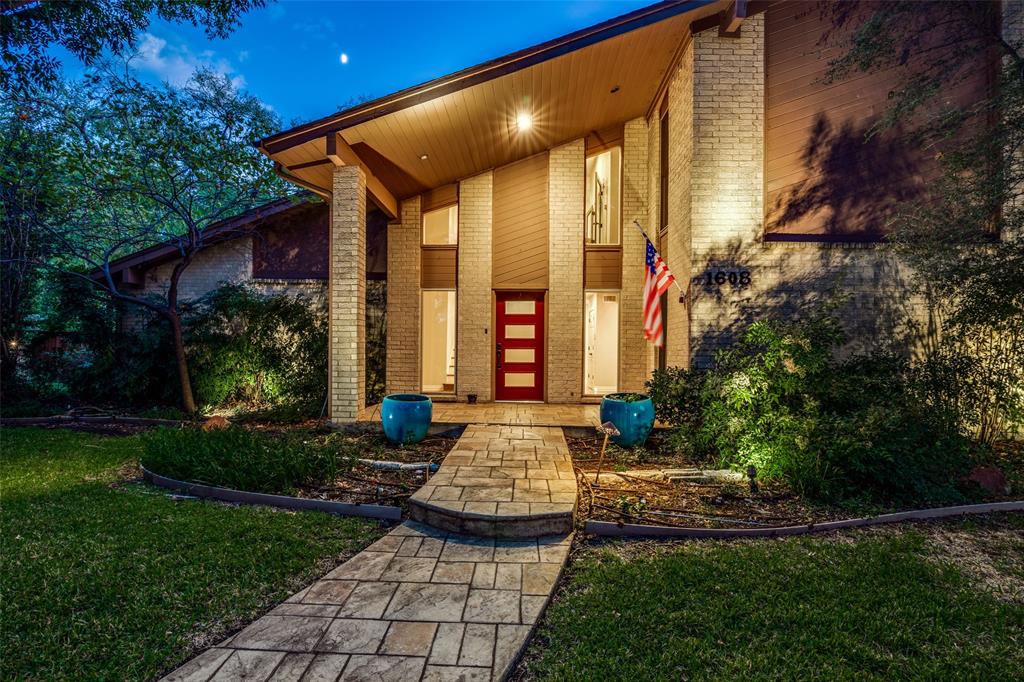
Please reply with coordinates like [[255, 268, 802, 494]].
[[357, 402, 600, 427]]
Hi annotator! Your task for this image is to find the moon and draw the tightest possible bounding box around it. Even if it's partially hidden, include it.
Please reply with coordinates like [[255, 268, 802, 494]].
[[339, 53, 349, 65]]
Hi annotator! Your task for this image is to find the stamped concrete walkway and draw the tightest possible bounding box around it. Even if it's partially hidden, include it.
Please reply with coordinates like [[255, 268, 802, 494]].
[[162, 425, 577, 682], [409, 425, 576, 538]]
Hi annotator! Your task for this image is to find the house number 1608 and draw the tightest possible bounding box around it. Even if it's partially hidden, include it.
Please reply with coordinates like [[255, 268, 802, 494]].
[[701, 269, 752, 286]]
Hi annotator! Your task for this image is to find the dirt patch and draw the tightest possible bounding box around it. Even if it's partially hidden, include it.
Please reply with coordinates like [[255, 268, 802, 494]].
[[922, 516, 1024, 603]]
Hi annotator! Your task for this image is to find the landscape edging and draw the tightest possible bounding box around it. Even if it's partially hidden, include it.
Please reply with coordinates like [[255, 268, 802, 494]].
[[585, 500, 1024, 538], [140, 465, 402, 521]]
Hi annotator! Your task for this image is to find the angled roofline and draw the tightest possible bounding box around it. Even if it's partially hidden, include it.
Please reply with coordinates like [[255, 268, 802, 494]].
[[92, 194, 319, 278], [255, 0, 716, 156]]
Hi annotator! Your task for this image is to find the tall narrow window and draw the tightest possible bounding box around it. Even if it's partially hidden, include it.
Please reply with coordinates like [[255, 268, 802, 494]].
[[423, 205, 458, 245], [421, 290, 456, 393], [584, 291, 619, 395], [585, 148, 621, 245]]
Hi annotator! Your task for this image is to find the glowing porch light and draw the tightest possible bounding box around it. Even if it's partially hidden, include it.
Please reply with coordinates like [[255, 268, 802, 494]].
[[515, 111, 533, 132]]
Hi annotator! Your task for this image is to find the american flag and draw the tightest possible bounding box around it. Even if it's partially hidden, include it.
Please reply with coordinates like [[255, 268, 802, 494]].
[[643, 237, 676, 347]]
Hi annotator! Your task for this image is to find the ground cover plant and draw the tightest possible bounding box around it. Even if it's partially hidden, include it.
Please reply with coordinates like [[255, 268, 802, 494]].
[[521, 516, 1024, 681], [0, 426, 383, 680]]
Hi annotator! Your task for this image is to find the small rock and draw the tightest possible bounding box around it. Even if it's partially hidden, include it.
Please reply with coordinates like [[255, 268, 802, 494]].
[[201, 416, 230, 431], [967, 466, 1010, 495]]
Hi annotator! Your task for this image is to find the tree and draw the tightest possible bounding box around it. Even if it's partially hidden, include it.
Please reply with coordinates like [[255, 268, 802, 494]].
[[19, 64, 287, 412], [825, 1, 1023, 440], [0, 0, 265, 94]]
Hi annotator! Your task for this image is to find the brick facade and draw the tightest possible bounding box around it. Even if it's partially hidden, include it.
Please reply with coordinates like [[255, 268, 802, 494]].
[[546, 140, 585, 402], [386, 196, 422, 394], [329, 165, 366, 422], [456, 172, 494, 401], [619, 117, 653, 392]]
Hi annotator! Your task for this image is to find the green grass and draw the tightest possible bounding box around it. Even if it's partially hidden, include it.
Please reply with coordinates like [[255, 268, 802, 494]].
[[0, 427, 384, 680], [527, 523, 1024, 681]]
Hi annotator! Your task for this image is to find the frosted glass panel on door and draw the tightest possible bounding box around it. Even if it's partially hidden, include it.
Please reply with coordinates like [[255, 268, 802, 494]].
[[505, 324, 535, 339], [505, 300, 536, 315], [504, 373, 535, 387], [504, 348, 535, 363]]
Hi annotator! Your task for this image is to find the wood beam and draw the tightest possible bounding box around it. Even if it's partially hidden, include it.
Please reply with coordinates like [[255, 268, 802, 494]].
[[325, 132, 398, 219], [720, 0, 748, 37]]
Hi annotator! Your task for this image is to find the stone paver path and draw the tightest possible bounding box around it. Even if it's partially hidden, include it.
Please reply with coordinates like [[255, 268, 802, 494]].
[[409, 425, 576, 537], [162, 425, 577, 682]]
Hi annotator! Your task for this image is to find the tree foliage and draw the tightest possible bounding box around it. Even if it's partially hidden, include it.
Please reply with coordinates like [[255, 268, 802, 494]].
[[0, 0, 265, 94]]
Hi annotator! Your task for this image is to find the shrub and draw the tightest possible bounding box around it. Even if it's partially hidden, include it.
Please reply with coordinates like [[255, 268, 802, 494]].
[[658, 311, 972, 504], [184, 285, 327, 413], [645, 366, 707, 455], [141, 426, 355, 494]]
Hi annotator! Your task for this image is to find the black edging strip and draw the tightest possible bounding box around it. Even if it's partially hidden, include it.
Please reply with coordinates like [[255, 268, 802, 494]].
[[585, 501, 1024, 538], [141, 465, 402, 521]]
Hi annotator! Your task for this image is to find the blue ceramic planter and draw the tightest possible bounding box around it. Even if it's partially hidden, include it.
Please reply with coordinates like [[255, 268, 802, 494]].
[[599, 393, 655, 447], [381, 394, 432, 444]]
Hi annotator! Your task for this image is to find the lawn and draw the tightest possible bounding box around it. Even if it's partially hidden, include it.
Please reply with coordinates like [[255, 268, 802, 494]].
[[0, 427, 384, 680], [523, 516, 1024, 681]]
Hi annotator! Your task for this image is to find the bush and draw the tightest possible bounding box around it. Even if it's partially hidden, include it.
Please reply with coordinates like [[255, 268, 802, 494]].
[[141, 426, 354, 494], [184, 285, 327, 413], [645, 366, 707, 455], [655, 311, 972, 504]]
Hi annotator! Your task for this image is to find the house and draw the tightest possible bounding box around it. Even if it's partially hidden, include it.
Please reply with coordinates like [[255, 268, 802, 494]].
[[209, 0, 1006, 424], [99, 195, 388, 306]]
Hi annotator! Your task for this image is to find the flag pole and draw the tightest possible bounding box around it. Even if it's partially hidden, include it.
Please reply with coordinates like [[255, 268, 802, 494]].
[[633, 220, 685, 294]]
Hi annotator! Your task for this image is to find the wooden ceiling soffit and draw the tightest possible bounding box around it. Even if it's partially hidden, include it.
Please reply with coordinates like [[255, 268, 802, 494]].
[[326, 132, 399, 219]]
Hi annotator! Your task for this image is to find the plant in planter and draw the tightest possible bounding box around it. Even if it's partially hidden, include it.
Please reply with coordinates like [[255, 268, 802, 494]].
[[380, 394, 433, 444], [599, 392, 655, 447]]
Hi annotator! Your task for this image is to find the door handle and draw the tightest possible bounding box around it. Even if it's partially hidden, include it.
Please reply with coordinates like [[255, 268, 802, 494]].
[[496, 343, 502, 370]]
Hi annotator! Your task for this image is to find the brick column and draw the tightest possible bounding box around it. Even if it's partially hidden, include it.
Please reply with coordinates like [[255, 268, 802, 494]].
[[620, 117, 652, 392], [457, 172, 493, 401], [386, 197, 421, 394], [688, 14, 764, 366], [665, 40, 694, 369], [329, 165, 366, 423], [547, 140, 585, 402]]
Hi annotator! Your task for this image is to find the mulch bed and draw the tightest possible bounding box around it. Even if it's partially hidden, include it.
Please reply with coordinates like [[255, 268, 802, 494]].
[[569, 434, 840, 529], [290, 432, 460, 509]]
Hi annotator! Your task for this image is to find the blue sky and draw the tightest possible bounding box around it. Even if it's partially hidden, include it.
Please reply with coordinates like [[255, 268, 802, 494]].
[[59, 1, 654, 128]]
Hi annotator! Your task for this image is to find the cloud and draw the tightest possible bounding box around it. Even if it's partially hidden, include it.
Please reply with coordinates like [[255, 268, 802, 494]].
[[133, 32, 246, 90], [292, 18, 336, 34], [237, 50, 250, 64]]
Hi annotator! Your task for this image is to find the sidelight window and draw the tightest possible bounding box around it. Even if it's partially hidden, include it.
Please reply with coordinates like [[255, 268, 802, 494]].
[[584, 291, 619, 395], [421, 290, 456, 393]]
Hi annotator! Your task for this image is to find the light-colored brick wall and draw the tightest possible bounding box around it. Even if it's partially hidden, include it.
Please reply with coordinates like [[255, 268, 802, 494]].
[[619, 117, 653, 392], [144, 238, 253, 301], [547, 139, 585, 402], [329, 165, 366, 422], [386, 197, 421, 394], [457, 172, 494, 401], [664, 39, 694, 368]]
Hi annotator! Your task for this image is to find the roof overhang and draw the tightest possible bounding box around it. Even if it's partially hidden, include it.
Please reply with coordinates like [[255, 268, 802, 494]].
[[256, 0, 729, 204]]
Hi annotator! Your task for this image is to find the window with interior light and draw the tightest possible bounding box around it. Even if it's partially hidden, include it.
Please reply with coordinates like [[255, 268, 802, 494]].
[[421, 290, 456, 393], [585, 147, 622, 245], [422, 204, 458, 245], [584, 291, 619, 395]]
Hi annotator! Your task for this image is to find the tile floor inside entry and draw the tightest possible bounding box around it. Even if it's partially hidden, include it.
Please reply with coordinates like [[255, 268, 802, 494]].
[[357, 401, 600, 428], [162, 420, 578, 682]]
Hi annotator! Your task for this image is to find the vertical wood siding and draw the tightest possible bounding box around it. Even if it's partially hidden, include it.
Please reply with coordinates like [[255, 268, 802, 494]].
[[492, 153, 550, 289], [764, 1, 993, 239]]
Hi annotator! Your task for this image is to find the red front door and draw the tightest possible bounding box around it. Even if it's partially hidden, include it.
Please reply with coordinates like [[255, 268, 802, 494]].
[[495, 292, 544, 401]]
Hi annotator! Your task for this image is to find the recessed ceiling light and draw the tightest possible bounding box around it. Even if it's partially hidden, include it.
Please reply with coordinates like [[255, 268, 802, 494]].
[[419, 153, 429, 160], [516, 112, 533, 131]]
